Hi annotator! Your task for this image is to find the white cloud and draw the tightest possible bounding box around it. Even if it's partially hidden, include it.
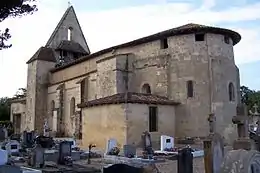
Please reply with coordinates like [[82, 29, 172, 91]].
[[1, 1, 260, 97]]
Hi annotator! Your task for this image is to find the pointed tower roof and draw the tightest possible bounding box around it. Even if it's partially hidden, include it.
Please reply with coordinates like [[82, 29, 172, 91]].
[[45, 5, 90, 54]]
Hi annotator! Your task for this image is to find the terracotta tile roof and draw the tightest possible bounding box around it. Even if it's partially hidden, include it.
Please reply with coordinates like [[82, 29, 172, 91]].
[[56, 40, 88, 54], [10, 97, 26, 104], [26, 47, 56, 64], [77, 92, 180, 108], [51, 23, 241, 73]]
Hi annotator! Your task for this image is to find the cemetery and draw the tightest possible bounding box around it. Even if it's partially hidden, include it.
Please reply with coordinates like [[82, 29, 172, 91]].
[[1, 103, 260, 172]]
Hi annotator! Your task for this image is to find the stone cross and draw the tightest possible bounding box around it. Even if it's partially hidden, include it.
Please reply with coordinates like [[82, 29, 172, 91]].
[[232, 104, 252, 150], [249, 104, 260, 133], [208, 113, 216, 134], [232, 104, 249, 138]]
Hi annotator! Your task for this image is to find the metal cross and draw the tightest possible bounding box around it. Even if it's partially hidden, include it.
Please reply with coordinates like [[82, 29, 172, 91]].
[[68, 1, 71, 7]]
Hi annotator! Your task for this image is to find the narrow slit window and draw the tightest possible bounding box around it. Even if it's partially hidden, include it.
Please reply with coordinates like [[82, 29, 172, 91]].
[[187, 80, 194, 98], [149, 106, 158, 132], [228, 82, 235, 101], [68, 27, 73, 41], [195, 33, 205, 41], [224, 35, 230, 44], [160, 38, 168, 49]]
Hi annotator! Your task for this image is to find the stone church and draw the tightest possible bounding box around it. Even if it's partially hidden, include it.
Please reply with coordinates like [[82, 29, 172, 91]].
[[10, 5, 241, 149]]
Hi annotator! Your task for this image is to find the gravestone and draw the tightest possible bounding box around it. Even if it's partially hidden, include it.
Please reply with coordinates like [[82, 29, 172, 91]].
[[232, 104, 251, 150], [22, 131, 35, 148], [103, 163, 143, 173], [0, 149, 8, 165], [35, 135, 54, 148], [58, 141, 72, 165], [220, 149, 260, 173], [106, 138, 117, 154], [28, 144, 44, 168], [177, 147, 193, 173], [10, 134, 21, 142], [0, 128, 7, 142], [2, 140, 21, 155], [123, 145, 136, 158], [203, 113, 224, 173], [160, 135, 174, 151], [141, 131, 154, 159]]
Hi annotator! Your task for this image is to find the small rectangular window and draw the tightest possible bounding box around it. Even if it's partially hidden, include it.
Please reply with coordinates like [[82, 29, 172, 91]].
[[160, 38, 168, 49], [149, 106, 158, 132], [224, 36, 230, 44], [195, 33, 205, 41], [187, 80, 194, 98], [63, 51, 67, 57]]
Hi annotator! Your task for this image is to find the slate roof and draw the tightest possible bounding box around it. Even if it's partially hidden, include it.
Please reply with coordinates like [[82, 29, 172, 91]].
[[51, 23, 241, 73], [56, 40, 88, 54], [26, 47, 56, 64], [77, 92, 180, 108]]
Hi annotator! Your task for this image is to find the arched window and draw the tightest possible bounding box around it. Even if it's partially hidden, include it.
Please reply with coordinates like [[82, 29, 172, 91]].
[[68, 27, 73, 41], [228, 82, 235, 101], [142, 83, 151, 94], [70, 97, 75, 117]]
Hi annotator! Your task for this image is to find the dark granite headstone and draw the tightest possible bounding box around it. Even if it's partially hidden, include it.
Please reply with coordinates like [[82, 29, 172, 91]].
[[22, 131, 35, 148], [10, 134, 21, 142], [35, 135, 54, 148], [103, 163, 143, 173], [28, 144, 44, 168], [0, 128, 7, 142], [0, 165, 21, 173], [58, 141, 72, 165], [123, 145, 136, 158]]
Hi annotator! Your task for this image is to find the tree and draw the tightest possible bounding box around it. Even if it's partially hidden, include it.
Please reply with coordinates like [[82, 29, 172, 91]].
[[0, 0, 37, 50], [240, 85, 260, 112], [13, 88, 27, 99], [0, 97, 10, 120]]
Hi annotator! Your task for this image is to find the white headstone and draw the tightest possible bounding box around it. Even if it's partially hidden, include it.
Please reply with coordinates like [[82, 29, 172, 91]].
[[5, 140, 21, 155], [160, 135, 174, 151], [106, 138, 117, 154], [0, 149, 8, 165], [53, 110, 58, 132]]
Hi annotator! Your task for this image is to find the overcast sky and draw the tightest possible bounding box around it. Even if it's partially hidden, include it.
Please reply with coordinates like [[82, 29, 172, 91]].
[[1, 0, 260, 97]]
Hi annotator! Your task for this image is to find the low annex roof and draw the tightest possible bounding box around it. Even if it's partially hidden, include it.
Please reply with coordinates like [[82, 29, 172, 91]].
[[51, 23, 241, 73], [77, 92, 180, 108]]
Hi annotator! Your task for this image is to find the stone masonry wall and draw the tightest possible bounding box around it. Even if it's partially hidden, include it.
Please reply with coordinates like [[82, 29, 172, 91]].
[[82, 104, 126, 151], [35, 60, 55, 133], [207, 34, 238, 143], [48, 32, 239, 143], [26, 60, 55, 133], [25, 61, 37, 131], [125, 104, 175, 148]]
